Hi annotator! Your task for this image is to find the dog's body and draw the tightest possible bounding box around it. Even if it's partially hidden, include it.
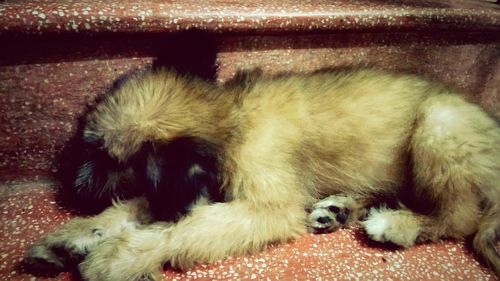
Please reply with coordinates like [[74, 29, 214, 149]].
[[26, 68, 500, 280]]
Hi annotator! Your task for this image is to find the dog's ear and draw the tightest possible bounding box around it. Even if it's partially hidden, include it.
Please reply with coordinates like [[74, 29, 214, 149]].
[[73, 135, 119, 199], [142, 137, 223, 222], [57, 132, 141, 213], [56, 70, 151, 213]]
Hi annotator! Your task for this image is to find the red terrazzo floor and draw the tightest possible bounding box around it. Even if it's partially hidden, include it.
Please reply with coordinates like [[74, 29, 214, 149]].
[[0, 1, 498, 280], [0, 181, 497, 281]]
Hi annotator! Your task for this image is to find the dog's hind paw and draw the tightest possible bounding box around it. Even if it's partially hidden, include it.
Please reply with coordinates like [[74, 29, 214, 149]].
[[307, 195, 365, 234], [362, 207, 420, 248]]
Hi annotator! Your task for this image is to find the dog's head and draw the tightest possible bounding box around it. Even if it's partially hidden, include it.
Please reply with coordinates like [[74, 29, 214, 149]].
[[62, 70, 224, 220]]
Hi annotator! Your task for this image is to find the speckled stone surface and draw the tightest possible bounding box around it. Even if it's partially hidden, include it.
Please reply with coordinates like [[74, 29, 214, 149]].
[[0, 1, 499, 279], [0, 182, 497, 281], [0, 0, 499, 35]]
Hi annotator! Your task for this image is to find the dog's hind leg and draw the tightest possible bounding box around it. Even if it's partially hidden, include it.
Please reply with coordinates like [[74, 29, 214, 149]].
[[363, 93, 500, 273]]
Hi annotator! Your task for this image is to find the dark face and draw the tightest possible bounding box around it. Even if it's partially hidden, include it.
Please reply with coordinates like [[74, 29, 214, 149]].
[[142, 137, 224, 222], [61, 131, 223, 221]]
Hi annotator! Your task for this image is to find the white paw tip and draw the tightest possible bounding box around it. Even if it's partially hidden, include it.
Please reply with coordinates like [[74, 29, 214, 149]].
[[362, 209, 389, 242]]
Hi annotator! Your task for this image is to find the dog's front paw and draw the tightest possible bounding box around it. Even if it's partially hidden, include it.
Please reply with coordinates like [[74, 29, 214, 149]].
[[79, 228, 167, 281], [25, 242, 68, 272], [24, 218, 105, 272], [307, 195, 365, 233]]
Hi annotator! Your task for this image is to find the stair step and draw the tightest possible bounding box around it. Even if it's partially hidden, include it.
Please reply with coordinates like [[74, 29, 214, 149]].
[[1, 0, 499, 35], [0, 2, 499, 278]]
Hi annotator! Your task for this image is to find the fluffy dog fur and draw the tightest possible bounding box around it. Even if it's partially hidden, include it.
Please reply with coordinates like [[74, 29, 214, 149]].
[[26, 68, 500, 280]]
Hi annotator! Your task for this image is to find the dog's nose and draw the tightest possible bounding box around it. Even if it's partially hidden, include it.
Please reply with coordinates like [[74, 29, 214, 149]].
[[317, 216, 332, 224]]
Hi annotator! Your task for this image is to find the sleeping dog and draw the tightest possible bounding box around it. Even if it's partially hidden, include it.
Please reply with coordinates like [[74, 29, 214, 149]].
[[26, 67, 500, 280]]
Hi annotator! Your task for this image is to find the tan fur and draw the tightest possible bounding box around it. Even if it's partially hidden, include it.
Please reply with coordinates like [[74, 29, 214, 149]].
[[27, 68, 500, 280], [25, 198, 155, 271]]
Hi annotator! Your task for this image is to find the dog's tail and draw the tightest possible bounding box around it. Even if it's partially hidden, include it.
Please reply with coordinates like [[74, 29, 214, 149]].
[[473, 205, 500, 276]]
